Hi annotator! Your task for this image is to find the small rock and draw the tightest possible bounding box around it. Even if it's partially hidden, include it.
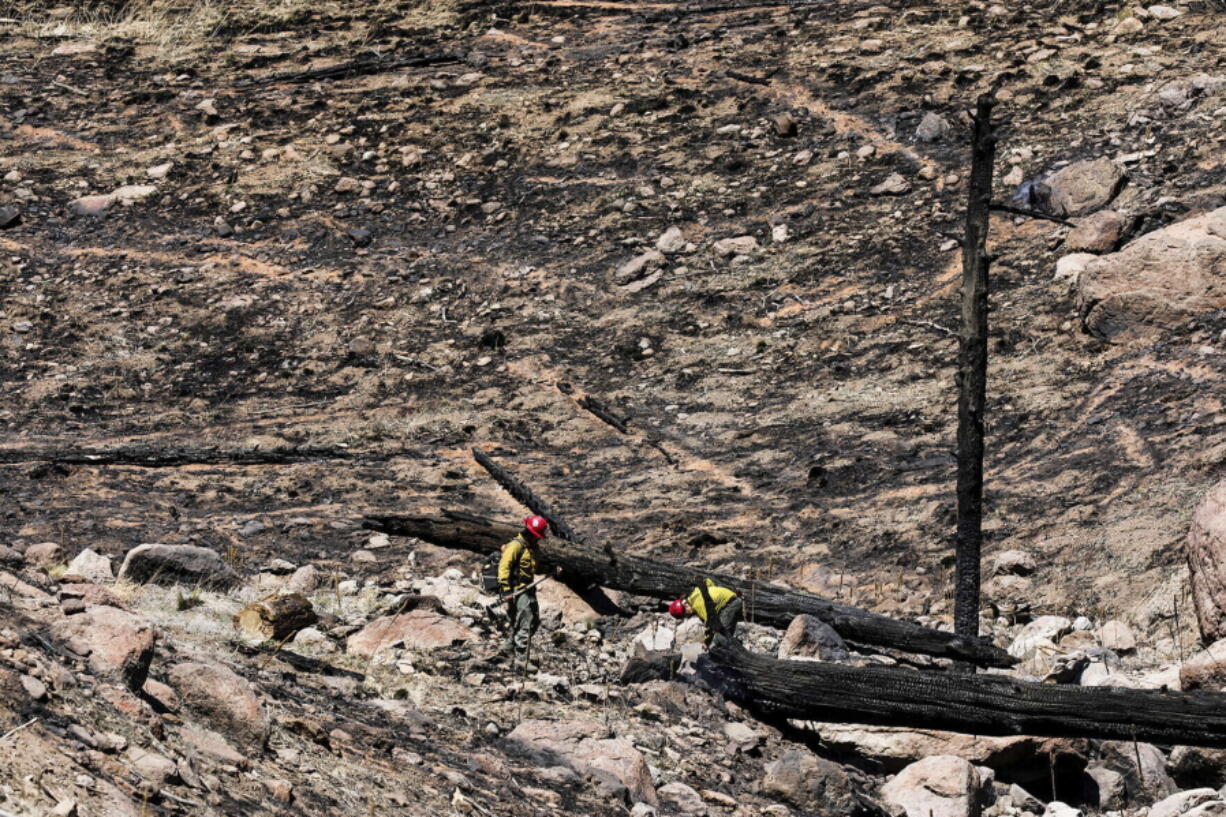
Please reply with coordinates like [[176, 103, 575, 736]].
[[128, 747, 178, 785], [770, 112, 797, 138], [1115, 17, 1144, 34], [915, 112, 951, 142], [146, 162, 173, 179], [1054, 253, 1097, 289], [1042, 803, 1081, 817], [656, 227, 686, 254], [1097, 620, 1136, 653], [20, 674, 48, 701], [350, 549, 377, 565], [49, 800, 77, 817], [882, 755, 982, 817], [859, 38, 884, 53], [68, 195, 113, 216], [65, 548, 113, 583], [616, 249, 665, 283], [779, 614, 849, 661], [1149, 789, 1222, 817], [1064, 210, 1124, 253], [713, 236, 759, 257], [1085, 764, 1126, 810], [1003, 166, 1025, 186], [870, 173, 911, 196], [334, 177, 362, 194], [0, 205, 21, 229], [658, 782, 706, 815], [992, 550, 1037, 576], [1147, 5, 1183, 20], [24, 542, 63, 567]]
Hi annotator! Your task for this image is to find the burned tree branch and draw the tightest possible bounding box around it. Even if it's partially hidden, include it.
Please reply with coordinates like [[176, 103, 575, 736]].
[[988, 203, 1075, 228], [0, 444, 405, 468], [362, 510, 1015, 668], [578, 396, 630, 434], [471, 447, 589, 543], [709, 639, 1226, 749]]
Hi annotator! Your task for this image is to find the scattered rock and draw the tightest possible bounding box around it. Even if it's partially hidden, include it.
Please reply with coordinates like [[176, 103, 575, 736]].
[[0, 205, 20, 229], [64, 548, 113, 583], [142, 678, 181, 712], [286, 564, 319, 594], [1043, 158, 1126, 217], [1009, 616, 1072, 660], [656, 226, 686, 254], [1096, 620, 1136, 653], [118, 543, 240, 589], [723, 722, 762, 754], [508, 719, 657, 805], [1085, 763, 1126, 810], [128, 746, 177, 786], [1149, 789, 1223, 817], [1054, 253, 1097, 289], [770, 112, 797, 138], [870, 173, 911, 196], [1147, 4, 1184, 20], [50, 607, 156, 690], [761, 750, 862, 815], [713, 236, 760, 257], [1042, 804, 1081, 817], [778, 614, 849, 661], [915, 112, 951, 142], [881, 755, 982, 817], [616, 249, 665, 283], [346, 609, 476, 657], [658, 781, 707, 815], [1179, 638, 1226, 691], [168, 660, 269, 751], [179, 724, 248, 766], [334, 177, 362, 194], [1064, 210, 1124, 253], [1188, 479, 1226, 640], [991, 550, 1037, 577], [24, 541, 63, 567], [1170, 746, 1226, 790], [146, 162, 173, 179], [68, 195, 114, 217]]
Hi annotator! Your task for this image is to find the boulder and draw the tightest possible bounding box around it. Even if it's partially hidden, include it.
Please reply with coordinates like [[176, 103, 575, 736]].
[[1098, 741, 1175, 803], [761, 750, 862, 816], [1171, 746, 1226, 789], [345, 609, 475, 658], [167, 661, 268, 750], [778, 614, 849, 661], [632, 624, 675, 654], [880, 755, 982, 817], [50, 607, 155, 690], [507, 719, 656, 805], [285, 564, 319, 594], [1078, 207, 1226, 342], [537, 580, 618, 626], [658, 782, 706, 815], [1189, 480, 1226, 642], [1044, 158, 1126, 217], [991, 550, 1037, 577], [118, 544, 240, 589], [1180, 639, 1226, 691], [1085, 763, 1126, 810], [1097, 620, 1136, 653], [811, 725, 1067, 775], [1150, 789, 1224, 817], [24, 542, 63, 567], [1009, 617, 1073, 660], [1064, 210, 1124, 253], [64, 549, 113, 583]]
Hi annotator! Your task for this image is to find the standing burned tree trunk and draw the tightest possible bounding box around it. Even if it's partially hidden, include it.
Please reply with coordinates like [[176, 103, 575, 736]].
[[954, 93, 998, 649]]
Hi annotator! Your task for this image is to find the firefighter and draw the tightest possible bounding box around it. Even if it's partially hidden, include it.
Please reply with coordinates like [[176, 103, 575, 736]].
[[498, 515, 550, 663], [669, 578, 742, 647]]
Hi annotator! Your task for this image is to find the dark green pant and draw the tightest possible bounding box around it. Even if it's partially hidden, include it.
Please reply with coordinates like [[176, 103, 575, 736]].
[[506, 591, 539, 656], [705, 597, 743, 646]]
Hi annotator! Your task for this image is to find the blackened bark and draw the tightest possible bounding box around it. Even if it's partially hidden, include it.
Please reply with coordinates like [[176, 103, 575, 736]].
[[954, 94, 998, 647]]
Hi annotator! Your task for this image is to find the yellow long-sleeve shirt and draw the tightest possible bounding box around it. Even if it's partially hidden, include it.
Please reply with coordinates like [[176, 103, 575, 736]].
[[497, 534, 539, 593], [686, 579, 737, 622]]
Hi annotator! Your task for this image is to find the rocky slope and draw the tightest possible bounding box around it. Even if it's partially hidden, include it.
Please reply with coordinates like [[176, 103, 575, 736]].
[[2, 0, 1226, 814]]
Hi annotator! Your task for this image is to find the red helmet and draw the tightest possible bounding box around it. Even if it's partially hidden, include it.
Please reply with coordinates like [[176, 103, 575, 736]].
[[523, 515, 549, 539], [668, 600, 687, 618]]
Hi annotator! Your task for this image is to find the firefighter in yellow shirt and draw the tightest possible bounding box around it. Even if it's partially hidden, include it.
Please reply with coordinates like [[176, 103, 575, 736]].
[[498, 515, 550, 662], [669, 578, 742, 647]]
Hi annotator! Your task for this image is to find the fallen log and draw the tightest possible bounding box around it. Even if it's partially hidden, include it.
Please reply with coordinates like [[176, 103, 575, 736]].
[[233, 594, 317, 642], [708, 639, 1226, 749], [0, 444, 407, 468], [471, 448, 589, 543], [361, 510, 1015, 668]]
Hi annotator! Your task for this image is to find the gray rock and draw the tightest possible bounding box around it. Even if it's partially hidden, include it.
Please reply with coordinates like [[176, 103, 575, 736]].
[[65, 548, 113, 583], [1085, 764, 1125, 810], [1044, 158, 1126, 217], [1150, 789, 1223, 817], [992, 549, 1037, 576], [916, 112, 951, 142], [658, 781, 706, 815], [616, 250, 665, 283], [713, 236, 760, 257], [1171, 746, 1226, 790], [1064, 210, 1125, 253], [118, 543, 240, 589], [1009, 784, 1044, 814], [762, 751, 862, 815], [656, 227, 686, 254], [778, 614, 849, 661], [881, 755, 982, 817], [870, 173, 911, 196]]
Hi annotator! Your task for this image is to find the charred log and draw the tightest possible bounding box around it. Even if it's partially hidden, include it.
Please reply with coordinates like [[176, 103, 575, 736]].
[[709, 639, 1226, 749], [0, 444, 404, 468], [233, 594, 318, 642], [362, 510, 1015, 668], [471, 448, 589, 543]]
